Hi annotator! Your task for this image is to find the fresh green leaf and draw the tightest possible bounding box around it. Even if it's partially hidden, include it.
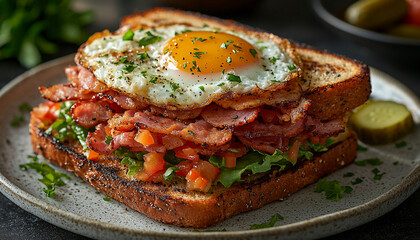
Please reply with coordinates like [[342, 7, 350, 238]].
[[227, 73, 241, 83], [250, 213, 283, 229], [315, 178, 352, 201], [199, 86, 205, 91], [220, 39, 234, 49], [249, 48, 257, 58], [170, 82, 180, 91], [307, 138, 334, 152], [138, 31, 162, 47], [354, 158, 383, 166], [164, 151, 184, 165], [122, 29, 134, 41], [209, 156, 226, 168], [103, 196, 111, 201], [287, 65, 297, 70], [123, 64, 137, 73], [351, 178, 363, 185], [163, 167, 179, 181], [372, 168, 385, 180], [357, 144, 368, 152], [270, 57, 277, 63], [105, 135, 113, 144], [137, 52, 149, 61]]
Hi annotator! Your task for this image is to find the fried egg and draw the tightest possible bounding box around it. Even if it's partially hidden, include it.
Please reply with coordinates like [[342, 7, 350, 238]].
[[79, 25, 299, 109]]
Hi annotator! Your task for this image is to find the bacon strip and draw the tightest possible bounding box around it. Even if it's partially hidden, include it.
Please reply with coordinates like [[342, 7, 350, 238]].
[[70, 101, 114, 128], [93, 91, 147, 110], [234, 119, 306, 139], [307, 116, 347, 137], [87, 124, 115, 154], [65, 66, 109, 94], [39, 84, 90, 102], [201, 104, 260, 128], [237, 136, 289, 154], [260, 99, 311, 124], [149, 105, 203, 120]]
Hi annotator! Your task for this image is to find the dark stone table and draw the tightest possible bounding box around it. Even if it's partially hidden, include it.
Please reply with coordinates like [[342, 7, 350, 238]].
[[1, 0, 419, 239]]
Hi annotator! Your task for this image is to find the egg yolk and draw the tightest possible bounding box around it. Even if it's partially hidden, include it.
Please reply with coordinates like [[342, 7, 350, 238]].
[[162, 31, 259, 74]]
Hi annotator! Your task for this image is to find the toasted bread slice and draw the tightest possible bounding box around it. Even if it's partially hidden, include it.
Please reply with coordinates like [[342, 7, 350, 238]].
[[117, 8, 371, 120], [30, 112, 357, 228]]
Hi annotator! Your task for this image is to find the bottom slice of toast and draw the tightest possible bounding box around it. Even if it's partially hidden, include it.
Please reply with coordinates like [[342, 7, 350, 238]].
[[30, 114, 357, 228]]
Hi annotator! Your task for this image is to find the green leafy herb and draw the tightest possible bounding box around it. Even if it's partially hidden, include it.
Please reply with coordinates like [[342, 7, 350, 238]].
[[105, 135, 113, 144], [249, 49, 257, 58], [46, 101, 91, 151], [181, 29, 191, 34], [137, 52, 149, 60], [250, 213, 284, 229], [19, 102, 32, 112], [271, 80, 280, 83], [122, 29, 134, 41], [193, 51, 207, 59], [393, 161, 399, 166], [217, 82, 225, 86], [183, 62, 187, 69], [10, 115, 24, 127], [222, 69, 225, 74], [260, 46, 267, 50], [113, 56, 128, 64], [0, 0, 94, 67], [103, 196, 111, 201], [287, 65, 297, 70], [256, 40, 264, 44], [354, 158, 383, 166], [19, 155, 70, 197], [138, 31, 162, 47], [189, 130, 195, 136], [209, 156, 226, 168], [100, 53, 109, 58], [170, 82, 180, 91], [123, 65, 137, 73], [11, 102, 33, 127], [163, 49, 169, 54], [227, 73, 241, 83], [216, 149, 295, 188], [116, 147, 147, 176], [192, 37, 207, 43], [351, 178, 363, 185], [149, 77, 157, 83], [357, 144, 368, 152], [270, 57, 277, 63], [232, 115, 239, 119], [163, 151, 184, 165], [220, 39, 234, 49], [226, 57, 232, 64], [372, 168, 385, 180], [163, 167, 179, 181], [343, 172, 354, 178], [141, 71, 147, 77], [395, 141, 407, 148], [315, 178, 352, 201], [307, 138, 334, 152], [199, 86, 205, 91]]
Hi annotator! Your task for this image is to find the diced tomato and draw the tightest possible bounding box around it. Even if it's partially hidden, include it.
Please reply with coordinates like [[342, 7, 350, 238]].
[[174, 147, 200, 161], [175, 161, 193, 176], [287, 140, 300, 163], [162, 135, 186, 150], [87, 149, 99, 160], [135, 171, 149, 181], [149, 169, 166, 183], [186, 168, 210, 191], [223, 152, 237, 168], [135, 129, 155, 146], [143, 151, 166, 176], [195, 160, 219, 182], [32, 101, 60, 120], [406, 0, 420, 26]]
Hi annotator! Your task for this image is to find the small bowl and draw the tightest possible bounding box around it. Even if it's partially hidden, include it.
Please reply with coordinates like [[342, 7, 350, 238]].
[[312, 0, 420, 60]]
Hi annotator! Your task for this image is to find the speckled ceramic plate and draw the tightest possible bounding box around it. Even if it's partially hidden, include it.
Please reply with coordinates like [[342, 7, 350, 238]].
[[0, 55, 419, 240]]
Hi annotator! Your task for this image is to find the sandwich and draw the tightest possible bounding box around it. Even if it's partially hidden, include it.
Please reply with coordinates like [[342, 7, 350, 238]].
[[29, 8, 371, 228]]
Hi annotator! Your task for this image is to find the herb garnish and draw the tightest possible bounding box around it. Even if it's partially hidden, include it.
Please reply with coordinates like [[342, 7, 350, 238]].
[[113, 56, 128, 64], [105, 135, 113, 144], [227, 73, 241, 83], [307, 138, 334, 152], [199, 86, 205, 91], [141, 71, 147, 77], [193, 52, 207, 59], [192, 37, 207, 43], [138, 31, 162, 47], [372, 168, 385, 180], [122, 29, 134, 41], [220, 39, 234, 49], [20, 155, 70, 197], [217, 82, 225, 86], [163, 49, 169, 54], [270, 57, 277, 63], [343, 172, 354, 178], [170, 82, 180, 91], [250, 213, 284, 229], [226, 57, 232, 64], [149, 77, 157, 83], [315, 178, 352, 201], [11, 102, 32, 127], [137, 52, 149, 61], [103, 196, 111, 201], [123, 65, 137, 73], [116, 147, 147, 176], [163, 167, 179, 181], [357, 144, 368, 152], [351, 178, 363, 185], [249, 49, 257, 58], [354, 158, 383, 166], [233, 115, 239, 119], [287, 65, 297, 70]]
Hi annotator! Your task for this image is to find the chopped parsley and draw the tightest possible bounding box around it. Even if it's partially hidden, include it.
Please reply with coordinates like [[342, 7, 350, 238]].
[[19, 102, 32, 112], [181, 29, 191, 34], [122, 29, 134, 41], [116, 147, 147, 176], [113, 56, 128, 64], [315, 178, 352, 201], [372, 168, 385, 180], [141, 71, 147, 77], [357, 144, 368, 152], [103, 196, 111, 201], [250, 213, 284, 229], [217, 82, 225, 86], [10, 115, 24, 127], [271, 80, 280, 83], [20, 155, 70, 197], [138, 31, 162, 47], [249, 48, 257, 58], [163, 49, 169, 54], [11, 102, 32, 127], [100, 53, 109, 58], [220, 39, 234, 49], [105, 135, 113, 144], [183, 62, 187, 69], [189, 130, 195, 136], [270, 57, 277, 63], [137, 52, 149, 61], [199, 86, 205, 91], [170, 82, 180, 91], [227, 73, 241, 83], [192, 37, 207, 43], [226, 57, 232, 64], [123, 65, 137, 73], [343, 172, 354, 178], [354, 158, 383, 166], [163, 167, 179, 181], [260, 46, 267, 50], [233, 44, 242, 49], [193, 51, 207, 59], [395, 141, 407, 148], [351, 178, 363, 185], [149, 77, 157, 83], [287, 65, 297, 70], [222, 69, 225, 74]]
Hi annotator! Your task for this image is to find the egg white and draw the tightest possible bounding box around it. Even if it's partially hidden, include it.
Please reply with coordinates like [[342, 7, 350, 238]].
[[81, 25, 298, 108]]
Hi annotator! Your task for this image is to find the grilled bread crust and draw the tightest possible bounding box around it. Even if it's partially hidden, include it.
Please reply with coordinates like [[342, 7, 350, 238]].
[[116, 8, 371, 120], [30, 113, 357, 228]]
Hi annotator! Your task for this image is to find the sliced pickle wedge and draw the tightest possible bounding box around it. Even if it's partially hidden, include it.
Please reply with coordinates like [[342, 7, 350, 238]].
[[350, 101, 415, 145]]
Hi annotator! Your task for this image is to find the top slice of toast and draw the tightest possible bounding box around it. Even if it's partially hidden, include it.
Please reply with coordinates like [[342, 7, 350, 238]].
[[118, 8, 371, 120]]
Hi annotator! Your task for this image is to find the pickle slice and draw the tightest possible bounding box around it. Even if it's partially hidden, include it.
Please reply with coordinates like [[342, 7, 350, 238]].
[[350, 101, 415, 145]]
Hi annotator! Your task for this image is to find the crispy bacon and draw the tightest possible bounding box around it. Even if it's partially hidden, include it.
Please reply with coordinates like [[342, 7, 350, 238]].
[[260, 99, 311, 124], [306, 116, 347, 137], [149, 105, 203, 120], [234, 119, 306, 139], [65, 66, 109, 94], [39, 84, 92, 102], [87, 124, 115, 154], [70, 101, 114, 128], [93, 91, 147, 110], [201, 104, 260, 128], [237, 136, 289, 154]]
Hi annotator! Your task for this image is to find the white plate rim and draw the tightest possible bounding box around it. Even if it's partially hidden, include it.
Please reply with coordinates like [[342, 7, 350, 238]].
[[0, 54, 419, 239]]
